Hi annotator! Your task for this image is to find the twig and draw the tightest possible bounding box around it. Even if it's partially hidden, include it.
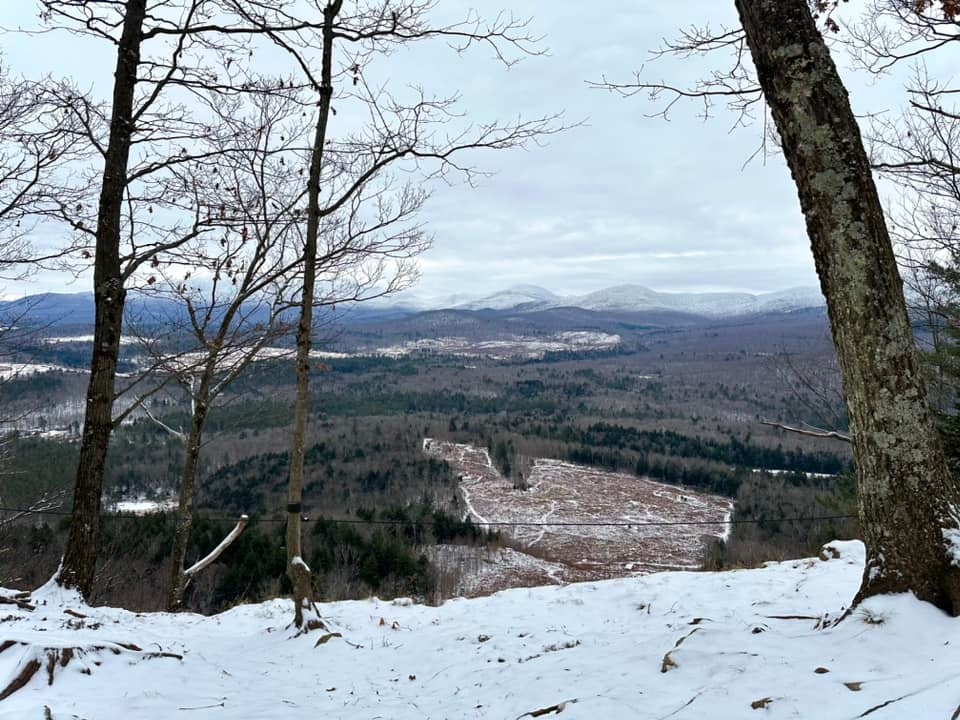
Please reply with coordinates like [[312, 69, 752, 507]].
[[177, 700, 226, 710], [135, 397, 186, 442]]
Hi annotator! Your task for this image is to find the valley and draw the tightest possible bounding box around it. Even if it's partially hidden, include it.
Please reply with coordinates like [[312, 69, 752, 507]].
[[0, 289, 857, 613]]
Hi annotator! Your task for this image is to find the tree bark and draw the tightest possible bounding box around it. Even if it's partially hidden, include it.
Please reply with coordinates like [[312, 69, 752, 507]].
[[166, 397, 208, 611], [57, 0, 147, 596], [734, 0, 960, 612], [286, 0, 342, 628]]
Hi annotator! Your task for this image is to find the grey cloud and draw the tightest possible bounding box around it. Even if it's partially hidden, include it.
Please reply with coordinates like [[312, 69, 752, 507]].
[[2, 1, 868, 301]]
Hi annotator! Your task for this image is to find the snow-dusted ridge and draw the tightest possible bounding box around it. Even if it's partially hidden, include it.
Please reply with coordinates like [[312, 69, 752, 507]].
[[448, 283, 825, 317], [0, 362, 85, 380], [4, 540, 960, 719]]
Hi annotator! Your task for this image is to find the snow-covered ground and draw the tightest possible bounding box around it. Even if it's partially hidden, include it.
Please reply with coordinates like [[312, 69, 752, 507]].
[[42, 335, 138, 345], [109, 498, 178, 515], [376, 332, 621, 359], [0, 362, 81, 380], [4, 541, 958, 719], [756, 468, 838, 479], [35, 333, 619, 367]]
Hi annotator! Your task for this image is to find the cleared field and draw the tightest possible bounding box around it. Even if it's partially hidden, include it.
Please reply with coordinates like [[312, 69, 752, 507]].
[[376, 330, 621, 359], [423, 439, 733, 595]]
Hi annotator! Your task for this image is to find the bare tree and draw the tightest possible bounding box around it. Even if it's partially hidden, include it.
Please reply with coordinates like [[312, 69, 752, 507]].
[[121, 87, 308, 610], [847, 5, 960, 438], [132, 81, 433, 610], [735, 0, 960, 613], [35, 0, 311, 596], [0, 61, 91, 580], [221, 0, 560, 627], [0, 62, 90, 277], [38, 0, 186, 595], [601, 0, 960, 613], [846, 0, 959, 74], [768, 342, 847, 434]]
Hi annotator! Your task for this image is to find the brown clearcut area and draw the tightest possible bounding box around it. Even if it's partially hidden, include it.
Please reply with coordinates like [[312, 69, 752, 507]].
[[423, 439, 734, 597]]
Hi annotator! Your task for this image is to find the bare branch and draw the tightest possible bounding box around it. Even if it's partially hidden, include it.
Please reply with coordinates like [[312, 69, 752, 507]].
[[183, 514, 248, 577], [760, 420, 853, 443], [589, 25, 764, 129]]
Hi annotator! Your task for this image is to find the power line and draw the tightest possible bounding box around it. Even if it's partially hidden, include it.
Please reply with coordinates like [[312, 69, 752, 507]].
[[0, 505, 857, 528]]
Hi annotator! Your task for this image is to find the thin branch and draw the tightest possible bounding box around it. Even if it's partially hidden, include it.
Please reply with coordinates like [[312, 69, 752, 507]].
[[760, 420, 852, 443]]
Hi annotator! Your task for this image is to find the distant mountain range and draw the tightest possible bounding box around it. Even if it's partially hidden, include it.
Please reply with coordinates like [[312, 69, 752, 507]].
[[0, 284, 826, 330], [0, 292, 213, 329], [411, 284, 826, 317], [0, 293, 96, 327]]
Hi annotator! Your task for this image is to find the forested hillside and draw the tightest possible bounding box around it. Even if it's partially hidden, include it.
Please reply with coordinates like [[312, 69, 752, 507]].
[[1, 309, 856, 610]]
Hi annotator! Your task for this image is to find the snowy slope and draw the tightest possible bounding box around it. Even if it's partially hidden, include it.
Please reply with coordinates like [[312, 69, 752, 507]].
[[573, 285, 825, 316], [4, 541, 960, 719], [755, 286, 826, 313], [456, 284, 563, 311], [577, 285, 758, 315]]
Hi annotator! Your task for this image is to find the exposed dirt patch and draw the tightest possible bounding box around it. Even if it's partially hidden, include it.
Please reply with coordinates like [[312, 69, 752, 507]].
[[424, 439, 733, 595]]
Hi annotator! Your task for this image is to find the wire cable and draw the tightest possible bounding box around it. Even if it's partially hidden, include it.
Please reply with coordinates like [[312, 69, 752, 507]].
[[0, 505, 857, 527]]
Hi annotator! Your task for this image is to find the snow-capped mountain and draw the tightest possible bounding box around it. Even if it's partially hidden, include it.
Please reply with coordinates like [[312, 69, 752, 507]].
[[452, 284, 824, 317], [454, 284, 562, 311], [753, 286, 827, 313], [2, 285, 826, 331]]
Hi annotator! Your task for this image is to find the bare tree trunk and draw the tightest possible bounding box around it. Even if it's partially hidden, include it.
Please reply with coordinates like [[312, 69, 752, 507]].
[[734, 0, 960, 613], [286, 0, 342, 629], [166, 399, 208, 611], [58, 0, 147, 596]]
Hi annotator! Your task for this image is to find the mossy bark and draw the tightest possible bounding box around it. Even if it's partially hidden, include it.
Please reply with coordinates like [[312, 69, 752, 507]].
[[734, 0, 960, 613]]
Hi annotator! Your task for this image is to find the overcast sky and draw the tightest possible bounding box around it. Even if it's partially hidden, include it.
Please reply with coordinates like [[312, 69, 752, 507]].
[[0, 2, 935, 302]]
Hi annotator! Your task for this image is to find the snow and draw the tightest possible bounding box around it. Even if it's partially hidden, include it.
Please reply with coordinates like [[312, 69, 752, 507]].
[[42, 335, 137, 345], [754, 468, 837, 479], [943, 528, 960, 567], [5, 540, 960, 719], [425, 440, 733, 589], [451, 284, 825, 317], [455, 284, 561, 311], [0, 362, 81, 380], [375, 332, 621, 359], [574, 285, 825, 316], [110, 498, 178, 515]]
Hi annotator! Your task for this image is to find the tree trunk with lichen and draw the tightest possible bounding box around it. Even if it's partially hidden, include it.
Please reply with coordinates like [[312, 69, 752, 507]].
[[57, 0, 147, 597], [734, 0, 960, 613]]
